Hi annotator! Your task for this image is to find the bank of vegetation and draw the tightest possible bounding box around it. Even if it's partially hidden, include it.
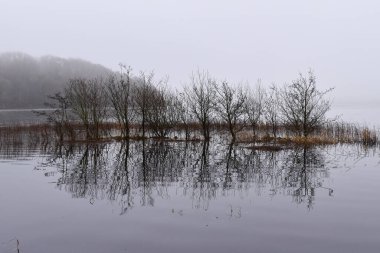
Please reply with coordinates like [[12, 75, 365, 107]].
[[0, 66, 377, 147]]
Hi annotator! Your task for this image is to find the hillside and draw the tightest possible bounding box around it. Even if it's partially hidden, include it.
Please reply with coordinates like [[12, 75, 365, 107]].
[[0, 52, 113, 108]]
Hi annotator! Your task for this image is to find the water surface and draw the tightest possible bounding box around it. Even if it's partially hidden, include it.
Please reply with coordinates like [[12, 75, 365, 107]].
[[0, 141, 379, 253]]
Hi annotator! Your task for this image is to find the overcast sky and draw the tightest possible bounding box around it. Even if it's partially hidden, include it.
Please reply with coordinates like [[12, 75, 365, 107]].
[[1, 0, 380, 114]]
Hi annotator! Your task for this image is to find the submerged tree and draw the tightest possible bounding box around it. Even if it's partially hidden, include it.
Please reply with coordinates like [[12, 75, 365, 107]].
[[35, 92, 75, 141], [245, 81, 265, 137], [66, 78, 108, 139], [184, 70, 216, 141], [175, 91, 193, 140], [215, 81, 247, 142], [107, 64, 135, 139], [264, 85, 280, 139], [133, 72, 157, 138], [146, 85, 181, 138], [278, 71, 333, 137]]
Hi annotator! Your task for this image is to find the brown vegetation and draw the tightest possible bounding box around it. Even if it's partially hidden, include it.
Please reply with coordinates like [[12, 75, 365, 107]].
[[0, 120, 377, 148]]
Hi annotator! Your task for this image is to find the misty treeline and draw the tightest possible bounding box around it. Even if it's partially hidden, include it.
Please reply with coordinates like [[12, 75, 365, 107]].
[[0, 52, 112, 108], [41, 65, 340, 143]]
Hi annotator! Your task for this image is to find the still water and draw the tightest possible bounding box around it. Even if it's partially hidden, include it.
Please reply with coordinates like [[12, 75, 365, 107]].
[[0, 109, 51, 125], [0, 140, 379, 253]]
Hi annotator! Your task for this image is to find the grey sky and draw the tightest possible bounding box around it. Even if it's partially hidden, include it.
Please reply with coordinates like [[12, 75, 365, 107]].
[[1, 0, 379, 113]]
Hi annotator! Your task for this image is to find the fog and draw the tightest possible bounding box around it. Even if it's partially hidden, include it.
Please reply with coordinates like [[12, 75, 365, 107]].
[[0, 0, 379, 122], [0, 52, 111, 108]]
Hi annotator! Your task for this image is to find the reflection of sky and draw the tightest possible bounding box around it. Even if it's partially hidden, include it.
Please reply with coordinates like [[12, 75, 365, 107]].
[[0, 144, 379, 253]]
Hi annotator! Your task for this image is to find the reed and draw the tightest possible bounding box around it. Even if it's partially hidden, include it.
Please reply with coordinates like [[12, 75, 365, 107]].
[[0, 120, 378, 147], [361, 127, 377, 145]]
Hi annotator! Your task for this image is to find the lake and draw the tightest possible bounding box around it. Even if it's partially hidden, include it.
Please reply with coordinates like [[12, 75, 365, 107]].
[[0, 140, 379, 253], [0, 109, 52, 125]]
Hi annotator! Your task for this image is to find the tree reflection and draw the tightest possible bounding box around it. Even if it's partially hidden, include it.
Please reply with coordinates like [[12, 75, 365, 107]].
[[56, 143, 110, 201], [108, 141, 134, 214], [281, 146, 331, 209], [44, 141, 335, 212]]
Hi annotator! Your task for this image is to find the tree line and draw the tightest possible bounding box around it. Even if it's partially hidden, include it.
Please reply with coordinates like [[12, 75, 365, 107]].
[[44, 66, 334, 143]]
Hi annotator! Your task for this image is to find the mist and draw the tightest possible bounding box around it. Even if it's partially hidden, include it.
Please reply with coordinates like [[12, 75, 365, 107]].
[[1, 0, 379, 122], [0, 52, 112, 108]]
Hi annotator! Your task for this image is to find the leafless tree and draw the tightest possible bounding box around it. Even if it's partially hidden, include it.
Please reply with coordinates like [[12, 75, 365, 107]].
[[245, 80, 265, 137], [133, 72, 157, 138], [35, 92, 75, 141], [264, 85, 280, 139], [184, 70, 216, 141], [278, 71, 333, 137], [107, 64, 135, 139], [175, 91, 193, 140], [146, 85, 180, 138], [214, 81, 247, 142], [66, 78, 108, 139]]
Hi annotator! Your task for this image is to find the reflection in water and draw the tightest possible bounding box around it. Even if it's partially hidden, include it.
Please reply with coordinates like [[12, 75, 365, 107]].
[[1, 141, 379, 253], [55, 144, 110, 200], [282, 147, 332, 209], [41, 141, 334, 213]]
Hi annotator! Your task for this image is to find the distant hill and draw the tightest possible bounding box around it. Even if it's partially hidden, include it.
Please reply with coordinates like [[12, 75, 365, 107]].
[[0, 52, 113, 108]]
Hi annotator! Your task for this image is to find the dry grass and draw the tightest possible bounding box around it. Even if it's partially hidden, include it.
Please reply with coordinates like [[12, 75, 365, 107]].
[[246, 145, 285, 151], [278, 136, 338, 145], [0, 121, 377, 147], [236, 123, 379, 146], [361, 127, 377, 145]]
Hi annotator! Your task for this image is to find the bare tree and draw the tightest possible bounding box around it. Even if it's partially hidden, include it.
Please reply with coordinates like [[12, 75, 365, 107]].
[[214, 81, 247, 142], [133, 72, 157, 138], [278, 71, 333, 137], [146, 85, 180, 138], [184, 70, 216, 141], [175, 91, 193, 140], [245, 80, 265, 137], [264, 85, 280, 139], [107, 64, 135, 139], [66, 78, 108, 140], [35, 92, 75, 141]]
